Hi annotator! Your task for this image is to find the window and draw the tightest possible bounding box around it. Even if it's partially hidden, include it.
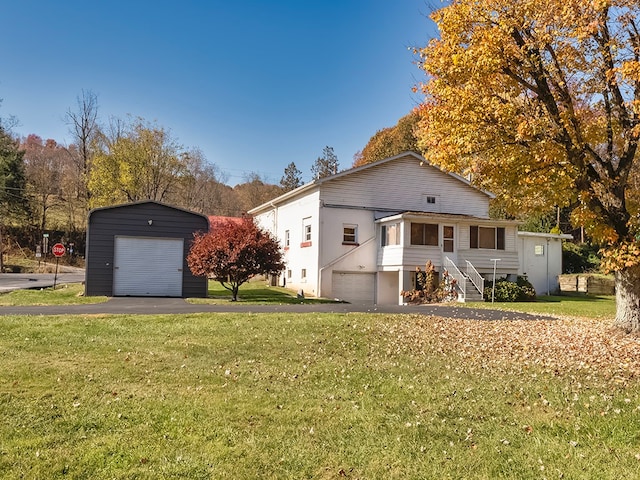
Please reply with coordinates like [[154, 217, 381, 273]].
[[301, 268, 307, 281], [535, 244, 544, 256], [287, 269, 292, 279], [410, 223, 438, 246], [443, 226, 454, 253], [301, 217, 312, 247], [284, 230, 290, 248], [470, 226, 505, 250], [343, 224, 358, 244], [425, 195, 436, 204], [381, 222, 400, 246]]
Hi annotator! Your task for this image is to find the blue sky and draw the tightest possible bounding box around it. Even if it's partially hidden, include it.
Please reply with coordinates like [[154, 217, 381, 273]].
[[0, 1, 437, 185]]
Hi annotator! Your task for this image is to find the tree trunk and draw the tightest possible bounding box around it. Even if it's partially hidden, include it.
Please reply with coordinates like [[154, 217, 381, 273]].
[[231, 285, 239, 302], [614, 265, 640, 333]]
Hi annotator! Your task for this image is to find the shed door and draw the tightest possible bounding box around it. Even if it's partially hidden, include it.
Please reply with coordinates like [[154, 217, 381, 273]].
[[332, 272, 375, 304], [113, 237, 184, 296]]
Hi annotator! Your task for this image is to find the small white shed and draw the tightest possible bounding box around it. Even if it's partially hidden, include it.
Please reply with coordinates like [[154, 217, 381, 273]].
[[518, 231, 573, 295]]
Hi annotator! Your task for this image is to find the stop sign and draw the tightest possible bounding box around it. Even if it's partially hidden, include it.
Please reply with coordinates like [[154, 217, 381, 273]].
[[51, 243, 66, 257]]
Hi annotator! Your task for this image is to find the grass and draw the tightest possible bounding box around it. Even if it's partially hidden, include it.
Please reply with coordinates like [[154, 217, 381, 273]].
[[1, 311, 639, 479], [0, 284, 108, 306], [189, 279, 340, 305], [0, 279, 328, 307], [468, 293, 616, 319]]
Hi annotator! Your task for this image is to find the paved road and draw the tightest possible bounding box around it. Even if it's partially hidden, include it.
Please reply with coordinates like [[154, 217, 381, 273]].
[[0, 273, 86, 293], [0, 273, 551, 320]]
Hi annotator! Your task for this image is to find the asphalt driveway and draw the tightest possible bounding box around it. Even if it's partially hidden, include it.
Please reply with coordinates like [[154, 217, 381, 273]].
[[0, 293, 550, 320], [0, 272, 552, 320]]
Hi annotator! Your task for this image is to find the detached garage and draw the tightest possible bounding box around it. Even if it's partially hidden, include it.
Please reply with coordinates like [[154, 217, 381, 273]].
[[85, 201, 209, 297]]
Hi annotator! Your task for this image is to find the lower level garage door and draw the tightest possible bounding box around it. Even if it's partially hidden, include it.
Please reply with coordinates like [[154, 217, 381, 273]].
[[113, 236, 184, 296], [332, 272, 376, 304]]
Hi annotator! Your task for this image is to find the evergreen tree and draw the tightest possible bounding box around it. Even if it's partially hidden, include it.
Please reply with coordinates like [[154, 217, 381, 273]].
[[311, 146, 339, 179], [0, 126, 30, 221], [280, 161, 303, 192]]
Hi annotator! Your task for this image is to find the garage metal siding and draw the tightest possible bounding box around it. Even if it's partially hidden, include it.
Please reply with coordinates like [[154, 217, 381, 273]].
[[113, 237, 184, 296], [85, 201, 209, 297], [331, 272, 376, 304]]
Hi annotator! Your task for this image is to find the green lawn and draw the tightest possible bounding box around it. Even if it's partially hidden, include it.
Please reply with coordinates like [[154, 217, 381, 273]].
[[0, 284, 108, 306], [1, 311, 640, 478], [468, 293, 616, 319], [191, 279, 339, 304]]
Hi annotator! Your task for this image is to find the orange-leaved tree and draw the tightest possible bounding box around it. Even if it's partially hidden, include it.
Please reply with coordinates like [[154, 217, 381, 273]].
[[187, 218, 285, 301], [416, 0, 640, 332]]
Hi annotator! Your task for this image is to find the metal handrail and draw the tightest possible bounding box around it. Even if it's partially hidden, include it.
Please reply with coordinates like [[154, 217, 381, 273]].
[[465, 260, 484, 297], [443, 257, 466, 298]]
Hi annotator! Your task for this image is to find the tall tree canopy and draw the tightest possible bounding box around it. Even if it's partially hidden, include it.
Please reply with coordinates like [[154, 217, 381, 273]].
[[187, 218, 285, 301], [417, 0, 640, 331], [280, 161, 303, 192], [66, 89, 99, 207], [88, 118, 186, 207], [311, 146, 339, 179], [0, 126, 29, 222], [353, 110, 421, 167], [21, 135, 69, 232]]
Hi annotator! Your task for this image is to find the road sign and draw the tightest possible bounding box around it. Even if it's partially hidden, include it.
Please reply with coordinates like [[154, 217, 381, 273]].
[[51, 243, 66, 257]]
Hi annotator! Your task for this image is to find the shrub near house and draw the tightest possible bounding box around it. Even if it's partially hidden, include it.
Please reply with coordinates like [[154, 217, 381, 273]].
[[484, 277, 536, 302]]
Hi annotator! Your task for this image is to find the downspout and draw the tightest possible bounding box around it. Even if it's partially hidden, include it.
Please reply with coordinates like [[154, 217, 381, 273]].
[[269, 201, 279, 286]]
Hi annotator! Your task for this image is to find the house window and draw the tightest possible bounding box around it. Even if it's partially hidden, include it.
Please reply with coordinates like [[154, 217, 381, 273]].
[[287, 269, 292, 279], [470, 226, 505, 250], [301, 217, 312, 247], [425, 195, 436, 204], [381, 222, 400, 247], [443, 225, 454, 253], [535, 244, 544, 256], [343, 224, 358, 244], [410, 223, 438, 246], [284, 230, 290, 249], [301, 268, 307, 281]]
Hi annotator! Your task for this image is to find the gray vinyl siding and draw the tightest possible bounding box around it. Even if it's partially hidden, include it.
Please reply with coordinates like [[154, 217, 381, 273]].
[[85, 201, 209, 297], [320, 155, 490, 218]]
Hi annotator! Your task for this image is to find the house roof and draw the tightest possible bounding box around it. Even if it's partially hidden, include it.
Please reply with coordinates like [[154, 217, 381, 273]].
[[248, 151, 495, 215], [517, 231, 574, 240], [88, 199, 209, 222], [375, 211, 520, 226], [208, 215, 245, 228]]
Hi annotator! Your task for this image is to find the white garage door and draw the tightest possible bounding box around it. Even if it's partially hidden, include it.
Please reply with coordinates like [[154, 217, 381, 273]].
[[113, 236, 184, 296], [332, 272, 376, 304]]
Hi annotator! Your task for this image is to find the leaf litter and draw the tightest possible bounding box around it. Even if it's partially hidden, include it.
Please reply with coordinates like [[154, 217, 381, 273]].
[[376, 314, 640, 387]]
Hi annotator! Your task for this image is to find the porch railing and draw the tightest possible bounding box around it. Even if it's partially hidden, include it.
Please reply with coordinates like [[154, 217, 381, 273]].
[[465, 260, 484, 297], [443, 256, 466, 299]]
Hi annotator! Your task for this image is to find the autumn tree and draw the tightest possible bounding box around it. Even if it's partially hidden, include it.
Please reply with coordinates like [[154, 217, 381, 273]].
[[280, 161, 303, 192], [21, 135, 70, 232], [173, 147, 231, 214], [311, 146, 339, 179], [353, 110, 421, 167], [88, 118, 187, 207], [416, 0, 640, 331], [234, 172, 282, 213], [187, 218, 285, 301]]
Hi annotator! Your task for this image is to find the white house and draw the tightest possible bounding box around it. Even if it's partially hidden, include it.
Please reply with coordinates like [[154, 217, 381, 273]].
[[249, 152, 569, 304]]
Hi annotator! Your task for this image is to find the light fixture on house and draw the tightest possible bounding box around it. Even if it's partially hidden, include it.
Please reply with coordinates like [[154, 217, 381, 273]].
[[148, 219, 153, 226]]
